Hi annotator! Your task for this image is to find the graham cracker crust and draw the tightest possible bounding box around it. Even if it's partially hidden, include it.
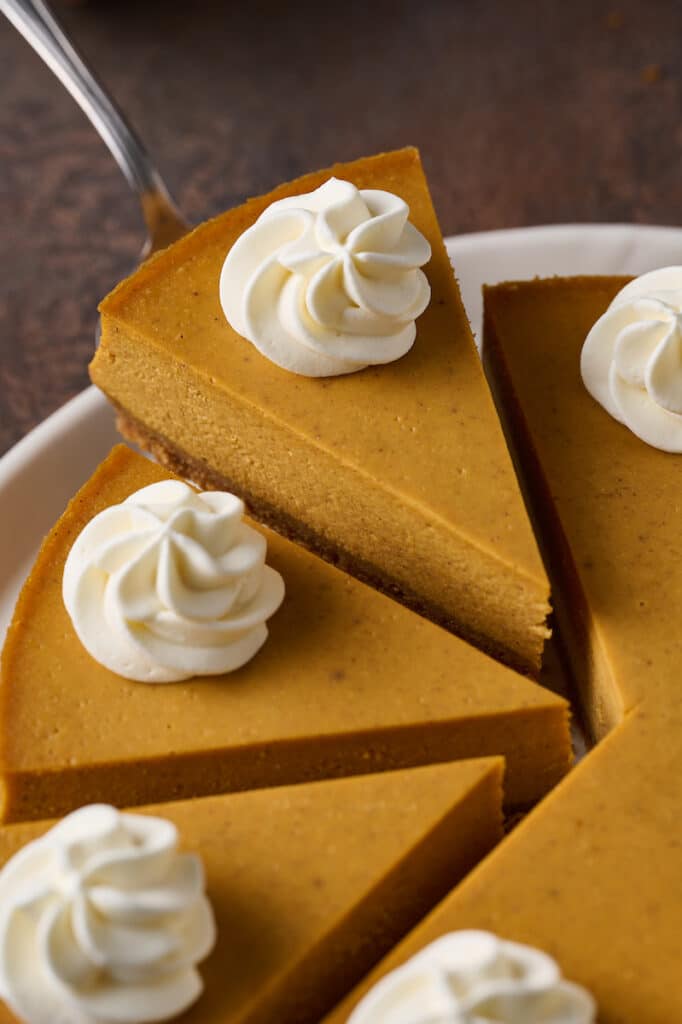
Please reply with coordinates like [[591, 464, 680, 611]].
[[115, 405, 537, 679]]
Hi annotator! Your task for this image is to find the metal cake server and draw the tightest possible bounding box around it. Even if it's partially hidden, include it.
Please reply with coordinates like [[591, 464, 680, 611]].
[[1, 0, 188, 257]]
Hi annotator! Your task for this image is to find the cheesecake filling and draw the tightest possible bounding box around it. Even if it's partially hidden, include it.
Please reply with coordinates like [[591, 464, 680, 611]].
[[0, 804, 216, 1024], [220, 177, 431, 376], [62, 479, 285, 683], [347, 930, 596, 1023], [581, 266, 682, 452]]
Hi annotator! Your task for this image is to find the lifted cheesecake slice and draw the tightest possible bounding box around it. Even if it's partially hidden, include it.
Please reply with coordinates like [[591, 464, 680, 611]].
[[93, 148, 550, 675]]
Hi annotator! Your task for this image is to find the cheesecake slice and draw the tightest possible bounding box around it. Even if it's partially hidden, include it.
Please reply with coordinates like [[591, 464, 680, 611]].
[[324, 275, 682, 1024], [0, 445, 570, 822], [0, 759, 504, 1024], [92, 148, 550, 675], [325, 709, 681, 1024], [483, 276, 681, 738]]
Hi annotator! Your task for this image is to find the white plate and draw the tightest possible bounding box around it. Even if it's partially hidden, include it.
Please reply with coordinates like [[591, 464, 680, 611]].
[[3, 222, 682, 643]]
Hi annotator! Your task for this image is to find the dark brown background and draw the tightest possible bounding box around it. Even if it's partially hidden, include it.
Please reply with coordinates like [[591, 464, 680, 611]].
[[2, 0, 682, 457]]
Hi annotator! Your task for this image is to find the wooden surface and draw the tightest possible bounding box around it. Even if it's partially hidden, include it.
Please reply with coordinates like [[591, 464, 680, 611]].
[[1, 0, 682, 457]]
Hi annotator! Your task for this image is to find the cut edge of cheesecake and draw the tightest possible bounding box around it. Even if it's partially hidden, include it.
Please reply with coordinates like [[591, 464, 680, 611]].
[[0, 759, 505, 1024], [93, 147, 551, 677]]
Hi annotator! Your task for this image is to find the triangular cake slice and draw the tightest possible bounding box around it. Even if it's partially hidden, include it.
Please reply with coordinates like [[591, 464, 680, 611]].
[[0, 759, 504, 1024], [482, 277, 682, 736], [462, 274, 682, 1021], [325, 709, 682, 1024], [317, 276, 682, 1024], [93, 148, 550, 675], [0, 445, 569, 822]]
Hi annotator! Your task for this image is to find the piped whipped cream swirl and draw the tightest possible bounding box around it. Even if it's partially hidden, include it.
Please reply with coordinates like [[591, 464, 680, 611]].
[[581, 266, 682, 451], [220, 177, 432, 376], [63, 480, 285, 683], [0, 804, 216, 1024], [347, 931, 596, 1024]]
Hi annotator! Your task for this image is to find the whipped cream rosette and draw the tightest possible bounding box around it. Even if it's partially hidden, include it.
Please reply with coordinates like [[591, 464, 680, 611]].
[[581, 266, 682, 452], [63, 479, 285, 683], [347, 930, 596, 1024], [0, 804, 216, 1024], [220, 177, 431, 376]]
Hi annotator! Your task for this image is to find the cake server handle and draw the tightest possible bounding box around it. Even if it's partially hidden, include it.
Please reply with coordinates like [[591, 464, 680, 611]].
[[1, 0, 188, 254]]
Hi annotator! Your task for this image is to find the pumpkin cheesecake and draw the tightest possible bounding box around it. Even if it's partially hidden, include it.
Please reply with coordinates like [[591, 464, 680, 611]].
[[326, 708, 681, 1024], [92, 148, 550, 675], [0, 758, 505, 1024], [483, 276, 682, 738], [0, 445, 570, 822], [324, 276, 682, 1024]]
